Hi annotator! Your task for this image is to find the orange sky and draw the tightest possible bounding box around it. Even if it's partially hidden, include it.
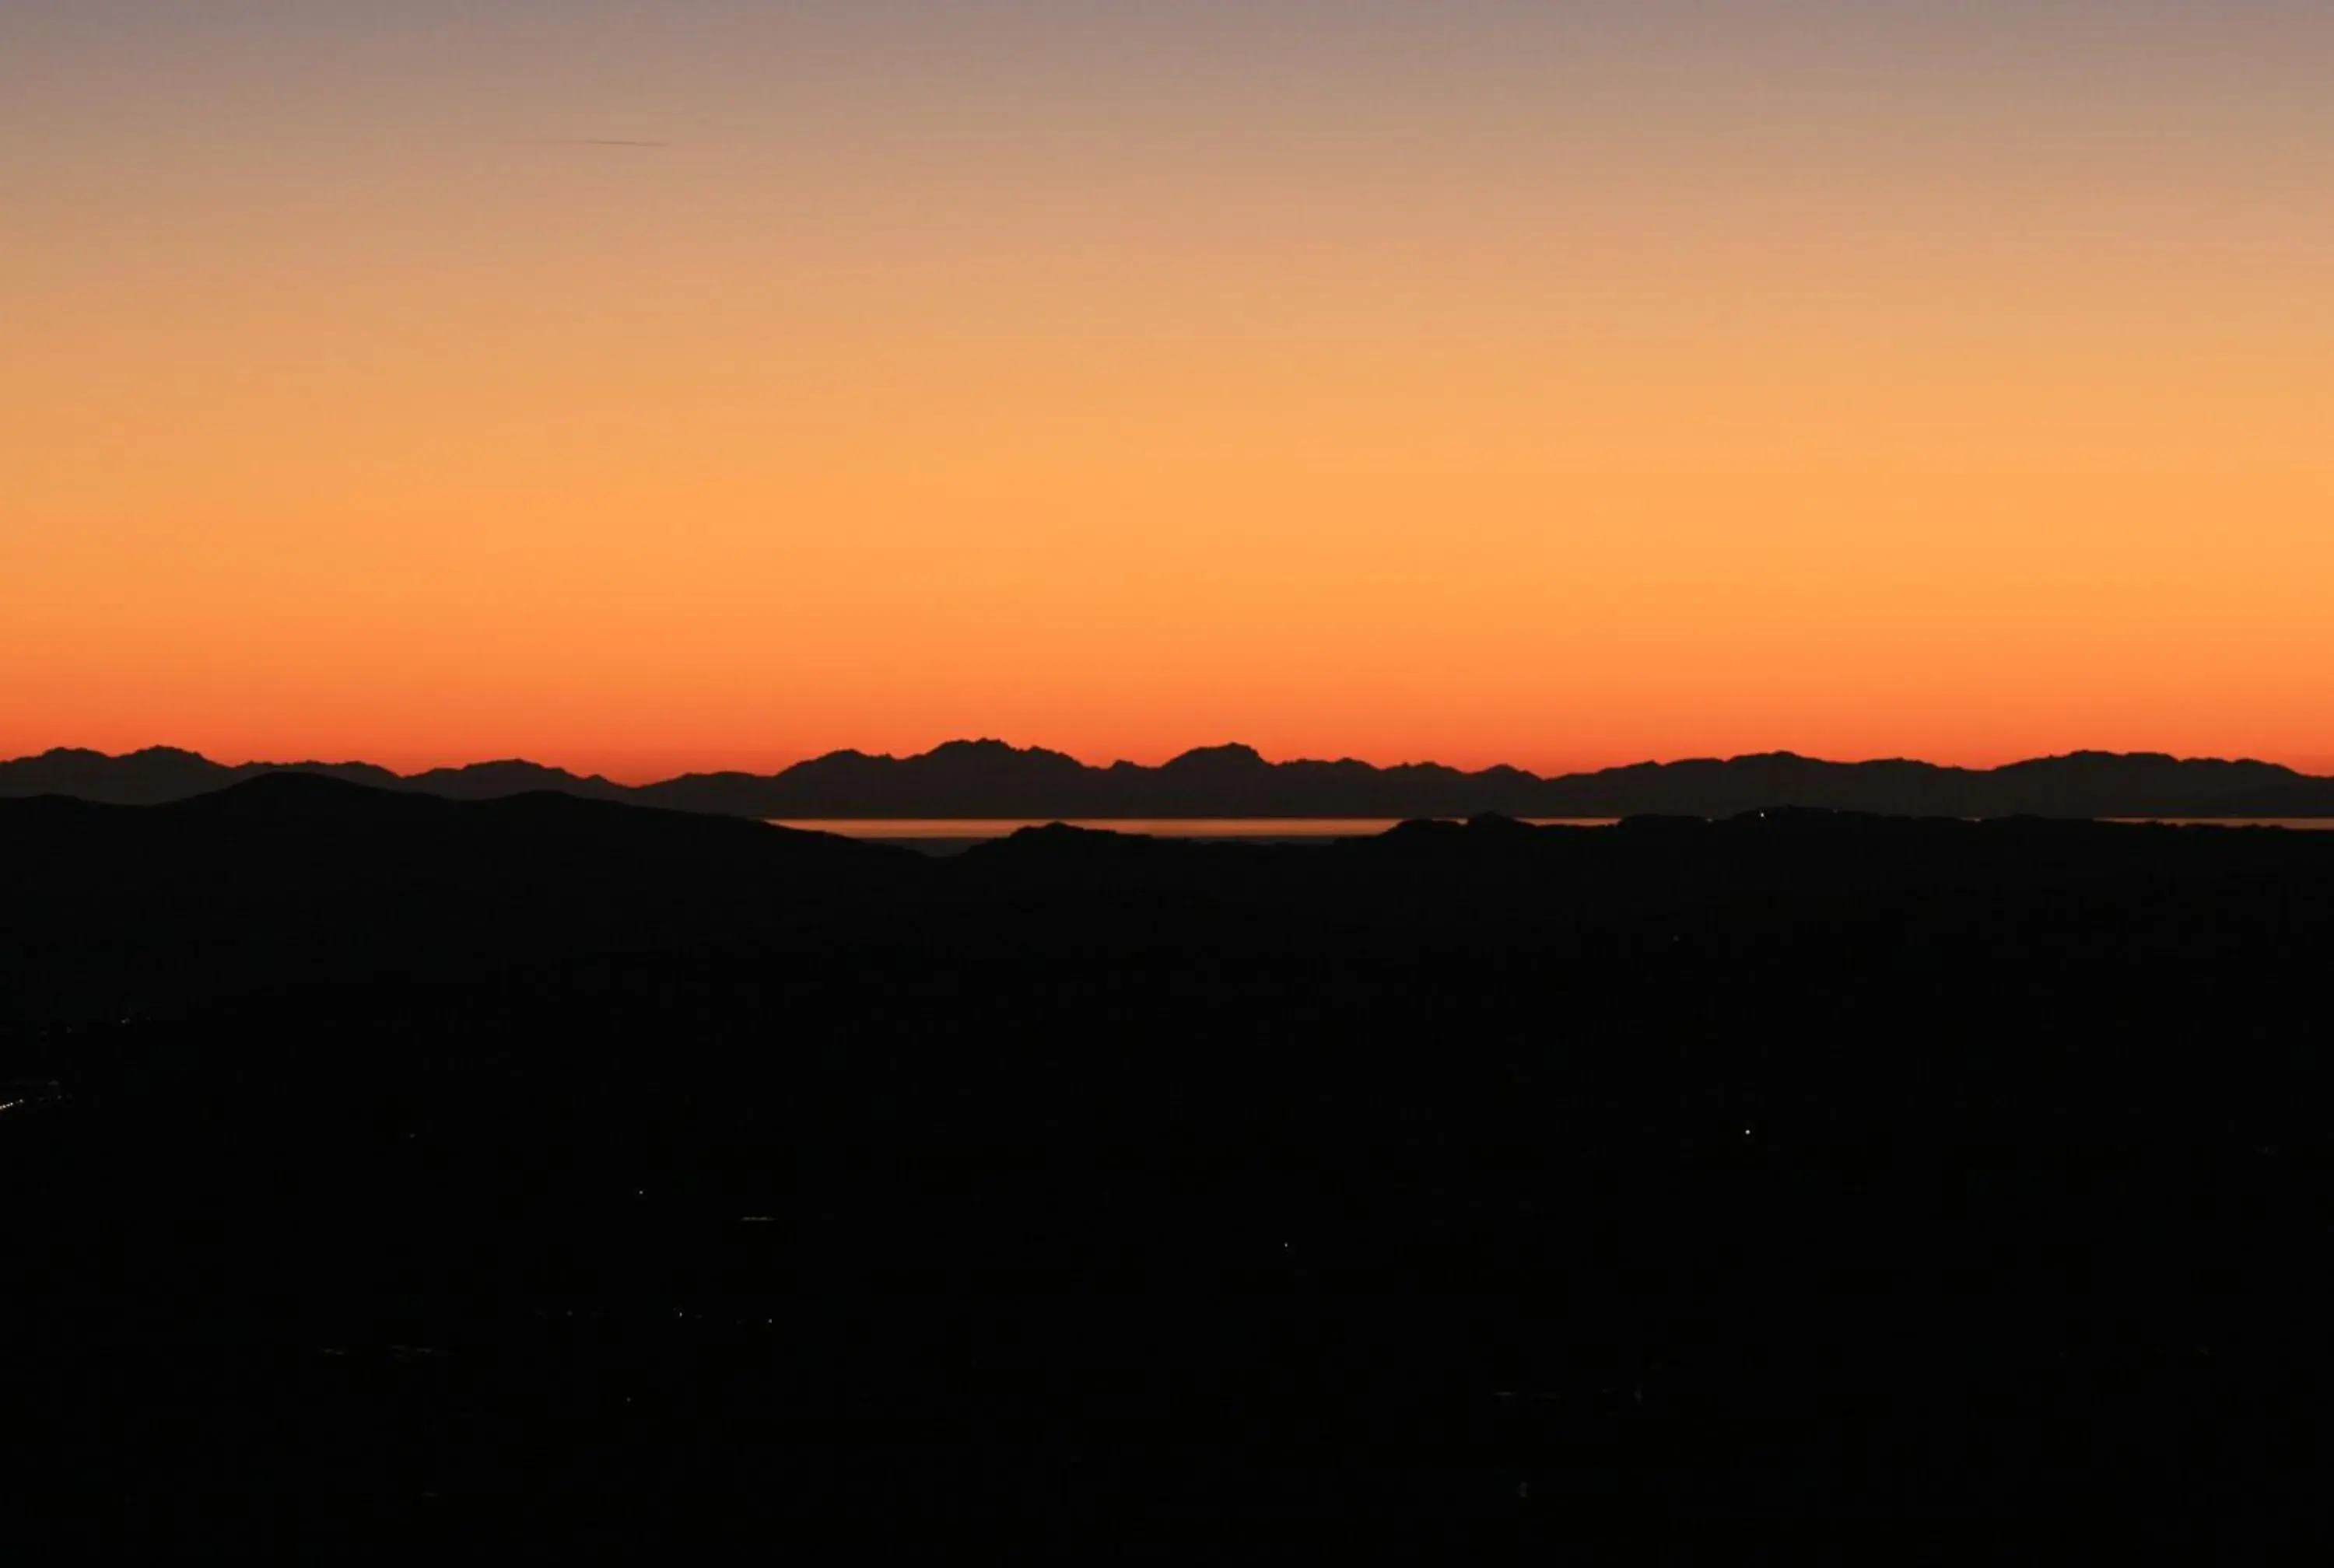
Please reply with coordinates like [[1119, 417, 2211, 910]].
[[5, 4, 2330, 780]]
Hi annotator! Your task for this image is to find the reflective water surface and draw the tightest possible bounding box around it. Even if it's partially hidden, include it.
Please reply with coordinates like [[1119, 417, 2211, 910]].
[[773, 815, 2334, 852], [769, 817, 1619, 846]]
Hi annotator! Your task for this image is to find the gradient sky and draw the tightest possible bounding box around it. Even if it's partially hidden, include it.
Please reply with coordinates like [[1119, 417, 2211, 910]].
[[6, 2, 2330, 779]]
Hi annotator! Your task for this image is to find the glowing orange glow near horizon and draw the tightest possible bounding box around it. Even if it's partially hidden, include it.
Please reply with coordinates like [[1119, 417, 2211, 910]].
[[6, 5, 2330, 782]]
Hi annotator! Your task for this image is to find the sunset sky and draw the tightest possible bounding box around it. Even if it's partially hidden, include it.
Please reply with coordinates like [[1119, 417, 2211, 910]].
[[7, 2, 2330, 779]]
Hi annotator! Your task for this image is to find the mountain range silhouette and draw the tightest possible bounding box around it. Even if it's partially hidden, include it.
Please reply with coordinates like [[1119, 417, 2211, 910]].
[[6, 740, 2331, 818]]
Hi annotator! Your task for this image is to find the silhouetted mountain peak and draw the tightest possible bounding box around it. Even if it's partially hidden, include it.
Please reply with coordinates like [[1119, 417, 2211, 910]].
[[407, 760, 629, 802], [426, 759, 586, 781], [163, 771, 451, 827], [0, 744, 240, 806], [2004, 749, 2296, 777], [1011, 821, 1120, 843], [922, 739, 1086, 769], [1162, 743, 1270, 773]]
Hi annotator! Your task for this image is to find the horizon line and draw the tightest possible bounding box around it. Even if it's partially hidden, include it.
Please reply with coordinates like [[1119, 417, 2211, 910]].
[[8, 739, 2329, 789]]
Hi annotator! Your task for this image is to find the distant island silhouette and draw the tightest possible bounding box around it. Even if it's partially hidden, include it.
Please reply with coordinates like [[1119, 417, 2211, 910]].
[[7, 740, 2333, 819]]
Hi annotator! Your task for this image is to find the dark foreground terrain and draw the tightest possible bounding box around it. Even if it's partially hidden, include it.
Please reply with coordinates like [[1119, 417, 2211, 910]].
[[4, 778, 2331, 1547]]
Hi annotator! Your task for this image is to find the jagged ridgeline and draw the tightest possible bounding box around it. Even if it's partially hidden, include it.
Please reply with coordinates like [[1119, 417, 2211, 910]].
[[5, 740, 2332, 818]]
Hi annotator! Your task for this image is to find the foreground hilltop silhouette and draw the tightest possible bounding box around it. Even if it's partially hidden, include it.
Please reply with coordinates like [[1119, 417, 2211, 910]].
[[7, 772, 2333, 1026], [7, 738, 2334, 817], [5, 779, 2332, 1544]]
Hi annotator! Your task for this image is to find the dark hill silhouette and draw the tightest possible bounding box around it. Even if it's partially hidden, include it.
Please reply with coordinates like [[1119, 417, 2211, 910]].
[[948, 807, 2334, 932], [7, 781, 2334, 1543], [0, 773, 923, 1024], [8, 781, 2333, 1027], [10, 741, 2334, 818], [401, 758, 633, 802]]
